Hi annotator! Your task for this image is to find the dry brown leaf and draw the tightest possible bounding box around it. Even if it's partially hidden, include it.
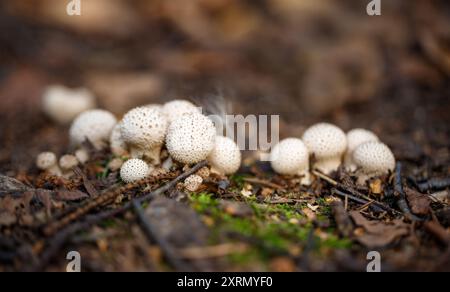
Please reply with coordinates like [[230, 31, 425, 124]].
[[350, 211, 409, 248], [405, 188, 430, 216]]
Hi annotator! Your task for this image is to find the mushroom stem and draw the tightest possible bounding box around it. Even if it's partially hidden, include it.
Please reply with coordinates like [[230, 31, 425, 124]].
[[314, 156, 342, 174]]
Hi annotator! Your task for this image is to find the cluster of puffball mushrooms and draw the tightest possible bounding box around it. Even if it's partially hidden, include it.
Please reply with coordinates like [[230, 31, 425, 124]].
[[39, 86, 241, 192], [38, 85, 395, 192]]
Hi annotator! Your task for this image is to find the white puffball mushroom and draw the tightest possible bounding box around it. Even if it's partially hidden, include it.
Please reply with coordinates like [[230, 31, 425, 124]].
[[59, 154, 79, 178], [166, 113, 216, 165], [36, 152, 61, 176], [75, 148, 89, 164], [110, 122, 129, 157], [208, 136, 241, 175], [302, 123, 347, 174], [145, 104, 163, 111], [270, 138, 310, 185], [184, 174, 203, 192], [352, 141, 396, 185], [42, 85, 96, 125], [69, 109, 117, 150], [344, 129, 379, 171], [120, 107, 168, 165], [162, 100, 201, 123], [120, 159, 151, 183]]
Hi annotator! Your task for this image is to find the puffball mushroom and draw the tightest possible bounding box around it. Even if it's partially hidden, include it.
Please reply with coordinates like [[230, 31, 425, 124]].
[[270, 138, 310, 184], [120, 159, 151, 183], [344, 129, 379, 171], [120, 107, 168, 165], [166, 113, 216, 165], [42, 85, 96, 125], [70, 109, 117, 150], [59, 154, 79, 178], [110, 122, 129, 156], [208, 136, 241, 175], [302, 123, 347, 174], [352, 141, 395, 185], [75, 148, 89, 164], [162, 100, 201, 123], [184, 174, 203, 192], [36, 152, 61, 176]]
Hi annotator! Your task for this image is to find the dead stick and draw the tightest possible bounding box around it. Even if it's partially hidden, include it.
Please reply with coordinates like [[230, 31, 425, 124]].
[[331, 189, 385, 213], [243, 177, 284, 189], [313, 170, 397, 214]]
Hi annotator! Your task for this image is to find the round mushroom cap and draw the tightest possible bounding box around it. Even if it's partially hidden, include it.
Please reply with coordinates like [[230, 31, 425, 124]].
[[166, 113, 216, 164], [120, 159, 151, 183], [69, 109, 117, 149], [110, 122, 128, 156], [302, 123, 347, 159], [353, 142, 395, 175], [42, 85, 96, 125], [184, 174, 203, 192], [162, 100, 201, 123], [36, 152, 58, 170], [208, 136, 241, 175], [346, 128, 379, 153], [59, 155, 79, 170], [270, 138, 309, 175], [120, 107, 168, 149]]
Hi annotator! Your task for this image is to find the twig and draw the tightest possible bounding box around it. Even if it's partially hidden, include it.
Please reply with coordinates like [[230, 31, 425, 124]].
[[331, 189, 385, 213], [30, 161, 208, 271], [242, 177, 284, 189], [416, 178, 450, 193], [73, 167, 99, 197], [313, 170, 397, 214], [394, 163, 424, 222]]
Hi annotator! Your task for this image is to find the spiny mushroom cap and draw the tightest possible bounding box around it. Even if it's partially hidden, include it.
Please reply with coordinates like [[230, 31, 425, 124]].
[[346, 128, 379, 153], [120, 107, 168, 150], [270, 138, 309, 175], [162, 100, 201, 123], [110, 122, 128, 156], [59, 155, 79, 170], [120, 159, 150, 183], [69, 109, 117, 149], [42, 85, 96, 124], [145, 104, 163, 111], [184, 174, 203, 192], [36, 152, 58, 170], [353, 142, 395, 175], [208, 136, 241, 175], [302, 123, 347, 159], [166, 113, 216, 164]]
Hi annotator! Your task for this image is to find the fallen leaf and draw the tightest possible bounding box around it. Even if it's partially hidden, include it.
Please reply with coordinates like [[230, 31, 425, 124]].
[[369, 179, 383, 195], [302, 208, 316, 221], [350, 211, 409, 248], [405, 188, 430, 216]]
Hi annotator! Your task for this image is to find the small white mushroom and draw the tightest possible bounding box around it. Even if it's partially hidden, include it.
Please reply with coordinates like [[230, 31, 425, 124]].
[[302, 123, 347, 174], [36, 152, 61, 176], [184, 174, 203, 192], [352, 141, 396, 185], [166, 113, 216, 165], [162, 100, 201, 123], [120, 159, 151, 183], [208, 136, 241, 175], [69, 109, 117, 150], [270, 138, 310, 184], [344, 128, 379, 171], [59, 154, 79, 178], [75, 148, 90, 164], [110, 121, 129, 157], [120, 107, 168, 165], [42, 85, 96, 125]]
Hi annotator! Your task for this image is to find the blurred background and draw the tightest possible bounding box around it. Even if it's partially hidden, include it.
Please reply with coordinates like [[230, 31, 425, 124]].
[[0, 0, 449, 174]]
